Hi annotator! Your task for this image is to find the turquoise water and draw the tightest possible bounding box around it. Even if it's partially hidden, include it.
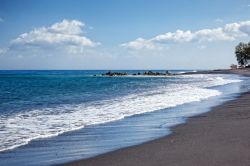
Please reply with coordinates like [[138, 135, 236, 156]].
[[0, 70, 248, 165]]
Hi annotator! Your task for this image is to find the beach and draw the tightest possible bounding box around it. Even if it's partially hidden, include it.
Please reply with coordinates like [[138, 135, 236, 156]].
[[64, 69, 250, 166], [2, 1, 250, 166], [0, 0, 250, 166], [0, 69, 249, 166]]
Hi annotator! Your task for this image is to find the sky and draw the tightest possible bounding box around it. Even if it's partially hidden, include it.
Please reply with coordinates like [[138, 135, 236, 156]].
[[0, 0, 250, 70]]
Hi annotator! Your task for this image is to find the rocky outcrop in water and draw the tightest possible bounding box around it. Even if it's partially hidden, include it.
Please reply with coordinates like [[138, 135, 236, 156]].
[[101, 71, 128, 76], [142, 71, 170, 76], [100, 71, 172, 76]]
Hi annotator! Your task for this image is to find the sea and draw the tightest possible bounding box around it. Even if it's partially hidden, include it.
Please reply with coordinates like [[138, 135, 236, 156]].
[[0, 70, 249, 166]]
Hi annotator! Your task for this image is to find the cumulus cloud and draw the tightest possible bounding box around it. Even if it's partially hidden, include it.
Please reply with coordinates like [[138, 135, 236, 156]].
[[120, 38, 161, 50], [121, 20, 250, 50], [12, 19, 99, 49], [238, 21, 250, 35], [50, 19, 84, 35]]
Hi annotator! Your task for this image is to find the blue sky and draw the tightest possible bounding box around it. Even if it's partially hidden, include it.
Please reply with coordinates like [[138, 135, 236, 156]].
[[0, 0, 250, 69]]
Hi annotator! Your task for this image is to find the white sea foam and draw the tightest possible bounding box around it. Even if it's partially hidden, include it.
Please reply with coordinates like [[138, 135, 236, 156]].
[[0, 74, 242, 152]]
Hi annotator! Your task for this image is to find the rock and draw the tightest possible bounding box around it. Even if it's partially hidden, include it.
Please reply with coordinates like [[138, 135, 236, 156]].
[[101, 70, 173, 76], [102, 71, 128, 76]]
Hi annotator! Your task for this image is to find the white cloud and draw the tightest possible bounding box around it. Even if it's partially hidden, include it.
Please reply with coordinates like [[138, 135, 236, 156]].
[[50, 19, 84, 35], [238, 21, 250, 35], [12, 19, 99, 49], [152, 30, 193, 43], [120, 38, 161, 50], [0, 17, 3, 22], [121, 20, 250, 50]]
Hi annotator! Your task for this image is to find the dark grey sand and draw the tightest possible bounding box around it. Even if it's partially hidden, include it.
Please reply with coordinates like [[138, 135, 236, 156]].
[[63, 69, 250, 166]]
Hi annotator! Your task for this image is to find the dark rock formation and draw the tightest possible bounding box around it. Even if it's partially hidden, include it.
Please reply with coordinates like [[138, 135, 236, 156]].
[[102, 71, 128, 76], [100, 71, 172, 76]]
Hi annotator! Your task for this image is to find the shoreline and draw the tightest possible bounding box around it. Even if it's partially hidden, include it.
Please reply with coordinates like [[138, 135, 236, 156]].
[[63, 69, 250, 166]]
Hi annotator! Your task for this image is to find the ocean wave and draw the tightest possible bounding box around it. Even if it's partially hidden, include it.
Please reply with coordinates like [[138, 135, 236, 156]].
[[0, 74, 242, 152]]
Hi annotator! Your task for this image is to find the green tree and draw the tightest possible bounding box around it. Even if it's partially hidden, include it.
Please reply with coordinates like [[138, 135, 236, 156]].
[[235, 42, 250, 66]]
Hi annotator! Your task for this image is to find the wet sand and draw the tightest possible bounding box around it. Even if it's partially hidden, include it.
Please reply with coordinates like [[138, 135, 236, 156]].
[[63, 69, 250, 166]]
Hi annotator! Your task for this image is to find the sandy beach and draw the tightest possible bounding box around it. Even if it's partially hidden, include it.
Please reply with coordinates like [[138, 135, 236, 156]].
[[64, 69, 250, 166], [2, 1, 250, 166]]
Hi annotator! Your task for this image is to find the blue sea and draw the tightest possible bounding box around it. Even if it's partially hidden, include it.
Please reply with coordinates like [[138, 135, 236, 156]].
[[0, 70, 249, 166]]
